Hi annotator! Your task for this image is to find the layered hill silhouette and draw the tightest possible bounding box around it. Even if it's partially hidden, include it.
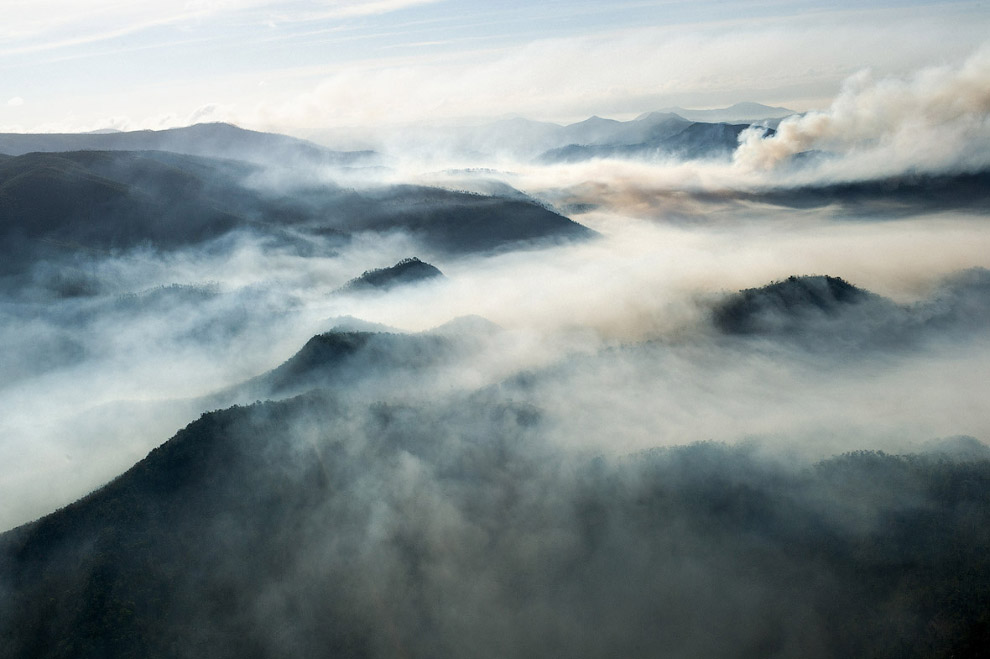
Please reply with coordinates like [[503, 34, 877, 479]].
[[221, 266, 990, 408], [388, 110, 780, 161], [0, 122, 376, 169], [0, 149, 592, 280], [538, 121, 763, 163], [0, 151, 245, 266], [653, 102, 795, 123]]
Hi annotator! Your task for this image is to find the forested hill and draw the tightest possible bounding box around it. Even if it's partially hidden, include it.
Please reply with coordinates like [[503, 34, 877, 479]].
[[711, 271, 990, 349], [2, 385, 990, 658], [0, 149, 593, 279]]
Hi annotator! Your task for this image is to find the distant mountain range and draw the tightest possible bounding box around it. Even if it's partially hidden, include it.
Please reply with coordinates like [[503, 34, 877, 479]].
[[378, 104, 791, 162], [651, 102, 795, 123], [538, 121, 768, 163], [0, 122, 377, 169], [0, 105, 794, 169], [0, 104, 793, 173], [530, 106, 785, 163]]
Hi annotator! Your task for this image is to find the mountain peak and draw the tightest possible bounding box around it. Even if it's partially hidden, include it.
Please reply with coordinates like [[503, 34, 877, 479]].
[[653, 103, 796, 123], [632, 111, 688, 123], [712, 275, 881, 337], [569, 115, 621, 127], [340, 257, 444, 293]]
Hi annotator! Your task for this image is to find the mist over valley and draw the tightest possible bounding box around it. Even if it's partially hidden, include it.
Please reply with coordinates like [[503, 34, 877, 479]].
[[3, 26, 990, 658]]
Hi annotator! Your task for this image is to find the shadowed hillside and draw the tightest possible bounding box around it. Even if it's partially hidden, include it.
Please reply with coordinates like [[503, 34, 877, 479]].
[[711, 271, 990, 349], [2, 386, 990, 659], [713, 275, 885, 334], [0, 150, 593, 282], [224, 327, 478, 404], [3, 262, 990, 658], [0, 152, 244, 261], [539, 122, 759, 163], [740, 170, 990, 216]]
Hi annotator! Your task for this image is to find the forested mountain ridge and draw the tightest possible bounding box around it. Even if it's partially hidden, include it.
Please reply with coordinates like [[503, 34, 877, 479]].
[[2, 385, 990, 658], [0, 149, 593, 281]]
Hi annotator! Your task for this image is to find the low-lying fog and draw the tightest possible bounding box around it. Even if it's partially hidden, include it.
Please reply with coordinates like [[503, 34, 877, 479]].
[[2, 149, 989, 530]]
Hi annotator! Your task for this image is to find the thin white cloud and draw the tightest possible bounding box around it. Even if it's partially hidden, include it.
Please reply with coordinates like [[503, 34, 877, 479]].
[[7, 96, 25, 107], [252, 12, 990, 135], [0, 0, 443, 53], [3, 1, 988, 136], [0, 11, 204, 57], [294, 0, 443, 20], [1, 1, 192, 41]]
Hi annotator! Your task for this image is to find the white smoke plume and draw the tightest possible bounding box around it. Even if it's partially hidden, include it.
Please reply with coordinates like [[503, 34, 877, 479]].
[[735, 46, 990, 178]]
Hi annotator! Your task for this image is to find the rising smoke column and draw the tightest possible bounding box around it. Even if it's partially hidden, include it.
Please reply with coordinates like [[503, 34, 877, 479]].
[[734, 46, 990, 178]]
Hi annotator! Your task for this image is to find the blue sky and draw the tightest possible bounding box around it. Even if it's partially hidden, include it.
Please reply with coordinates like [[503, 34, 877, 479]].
[[1, 0, 988, 141]]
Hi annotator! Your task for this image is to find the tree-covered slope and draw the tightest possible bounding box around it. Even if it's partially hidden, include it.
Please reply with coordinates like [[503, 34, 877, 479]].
[[711, 271, 990, 349], [0, 149, 593, 279], [3, 387, 990, 659]]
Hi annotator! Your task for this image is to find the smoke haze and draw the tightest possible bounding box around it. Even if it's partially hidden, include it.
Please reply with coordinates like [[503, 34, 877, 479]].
[[2, 186, 989, 527], [2, 44, 990, 658]]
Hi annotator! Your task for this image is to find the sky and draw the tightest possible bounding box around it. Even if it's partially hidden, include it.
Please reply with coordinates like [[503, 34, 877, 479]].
[[2, 0, 989, 143]]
